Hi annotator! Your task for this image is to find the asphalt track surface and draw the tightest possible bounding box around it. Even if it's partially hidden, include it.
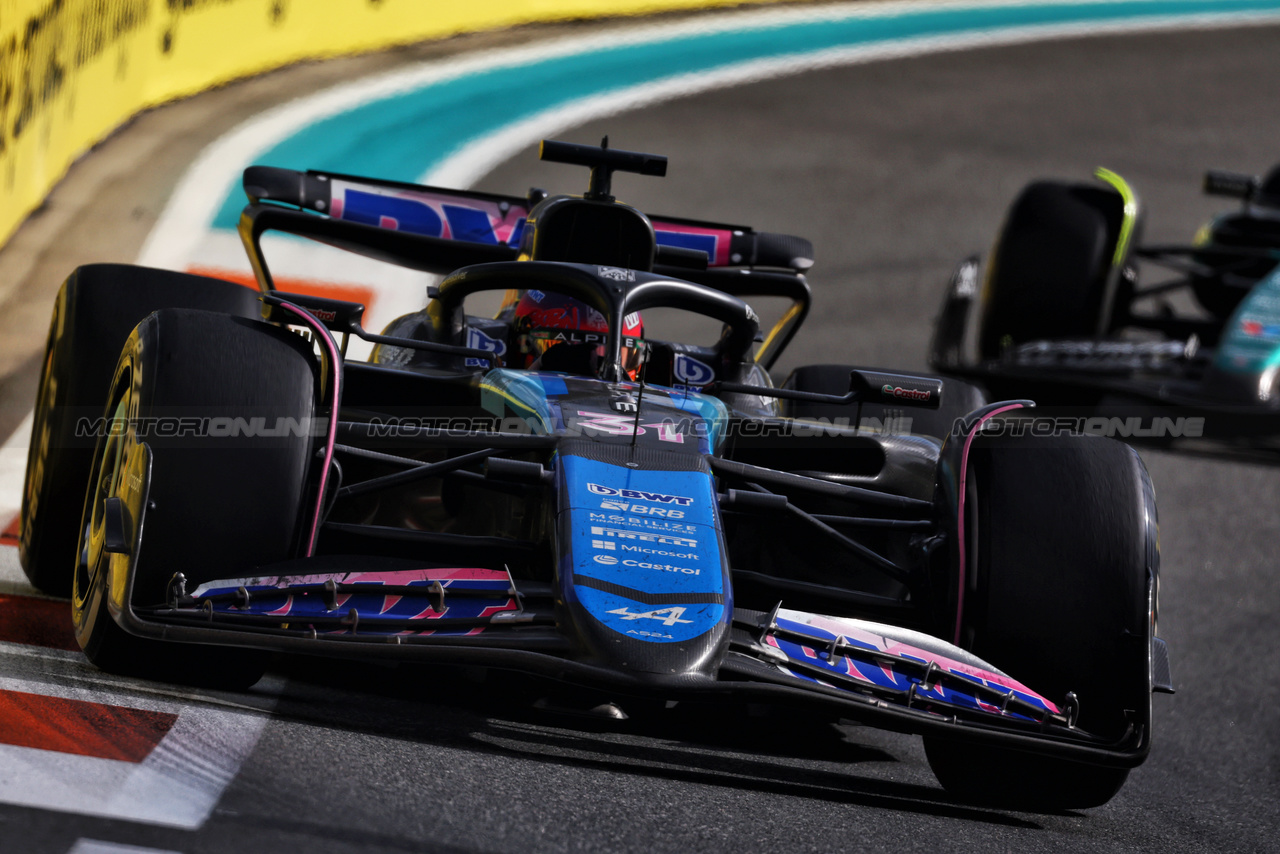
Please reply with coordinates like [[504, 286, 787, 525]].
[[3, 18, 1280, 854]]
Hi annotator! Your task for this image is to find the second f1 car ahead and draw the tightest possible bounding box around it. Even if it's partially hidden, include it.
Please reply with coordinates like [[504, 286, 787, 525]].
[[23, 138, 1171, 811], [931, 162, 1280, 451]]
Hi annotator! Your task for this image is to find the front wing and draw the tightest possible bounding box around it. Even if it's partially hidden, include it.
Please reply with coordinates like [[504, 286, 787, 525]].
[[112, 556, 1150, 769]]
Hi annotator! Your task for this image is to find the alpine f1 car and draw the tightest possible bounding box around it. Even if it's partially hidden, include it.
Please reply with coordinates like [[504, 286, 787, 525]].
[[21, 139, 1171, 810], [930, 162, 1280, 450]]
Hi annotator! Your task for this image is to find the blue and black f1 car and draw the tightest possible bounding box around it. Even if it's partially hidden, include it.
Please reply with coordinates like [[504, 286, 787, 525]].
[[22, 139, 1171, 810], [930, 162, 1280, 452]]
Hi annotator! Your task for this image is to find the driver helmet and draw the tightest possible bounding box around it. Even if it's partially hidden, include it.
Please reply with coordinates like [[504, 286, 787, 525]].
[[512, 290, 644, 376]]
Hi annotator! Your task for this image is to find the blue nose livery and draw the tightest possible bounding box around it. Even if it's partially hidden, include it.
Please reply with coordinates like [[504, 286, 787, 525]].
[[557, 453, 731, 674]]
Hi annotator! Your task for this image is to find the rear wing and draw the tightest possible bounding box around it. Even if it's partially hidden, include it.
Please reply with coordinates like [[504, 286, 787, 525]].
[[243, 166, 814, 271], [238, 166, 813, 368]]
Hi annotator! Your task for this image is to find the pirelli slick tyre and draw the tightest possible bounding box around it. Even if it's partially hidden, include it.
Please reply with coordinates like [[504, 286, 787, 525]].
[[784, 364, 985, 442], [977, 181, 1120, 359], [925, 433, 1156, 810], [72, 309, 317, 690], [21, 265, 262, 597]]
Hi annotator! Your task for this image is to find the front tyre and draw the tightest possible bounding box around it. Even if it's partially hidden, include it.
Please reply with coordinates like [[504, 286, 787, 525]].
[[925, 433, 1157, 810], [73, 309, 317, 690]]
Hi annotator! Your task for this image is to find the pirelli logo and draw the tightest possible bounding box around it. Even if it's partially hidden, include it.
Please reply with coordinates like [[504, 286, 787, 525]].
[[589, 526, 697, 548]]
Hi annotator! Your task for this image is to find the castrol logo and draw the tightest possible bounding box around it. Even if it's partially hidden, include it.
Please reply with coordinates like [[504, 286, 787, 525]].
[[881, 384, 932, 402]]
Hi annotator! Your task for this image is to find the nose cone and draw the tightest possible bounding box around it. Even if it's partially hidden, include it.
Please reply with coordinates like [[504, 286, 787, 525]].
[[554, 449, 732, 682]]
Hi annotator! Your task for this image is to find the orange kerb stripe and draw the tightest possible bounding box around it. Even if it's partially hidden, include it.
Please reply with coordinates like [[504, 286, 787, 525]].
[[186, 267, 378, 312], [0, 688, 177, 762]]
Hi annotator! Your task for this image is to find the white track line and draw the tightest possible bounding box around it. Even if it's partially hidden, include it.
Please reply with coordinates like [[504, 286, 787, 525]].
[[68, 841, 183, 854], [0, 414, 32, 596], [0, 411, 31, 516]]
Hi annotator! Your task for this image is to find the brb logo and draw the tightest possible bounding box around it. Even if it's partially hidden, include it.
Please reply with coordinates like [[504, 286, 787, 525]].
[[587, 483, 693, 506]]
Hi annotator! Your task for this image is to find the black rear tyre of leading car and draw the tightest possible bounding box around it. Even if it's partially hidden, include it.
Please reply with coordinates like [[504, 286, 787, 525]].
[[977, 182, 1123, 359], [21, 265, 263, 597]]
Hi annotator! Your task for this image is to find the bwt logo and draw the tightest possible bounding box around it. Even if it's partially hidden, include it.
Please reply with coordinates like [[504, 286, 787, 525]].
[[587, 483, 694, 506], [882, 384, 932, 402]]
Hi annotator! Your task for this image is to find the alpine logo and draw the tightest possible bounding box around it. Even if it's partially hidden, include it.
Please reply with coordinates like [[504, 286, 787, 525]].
[[606, 606, 693, 626], [598, 266, 636, 282], [881, 384, 932, 402], [587, 483, 693, 506]]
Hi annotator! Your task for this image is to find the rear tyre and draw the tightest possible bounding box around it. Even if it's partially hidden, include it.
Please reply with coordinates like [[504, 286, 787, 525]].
[[21, 265, 262, 597], [784, 364, 985, 441], [73, 309, 317, 690], [977, 181, 1122, 359], [924, 434, 1155, 810]]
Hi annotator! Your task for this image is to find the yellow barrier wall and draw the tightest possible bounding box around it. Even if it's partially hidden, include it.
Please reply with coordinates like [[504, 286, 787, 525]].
[[0, 0, 787, 248]]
